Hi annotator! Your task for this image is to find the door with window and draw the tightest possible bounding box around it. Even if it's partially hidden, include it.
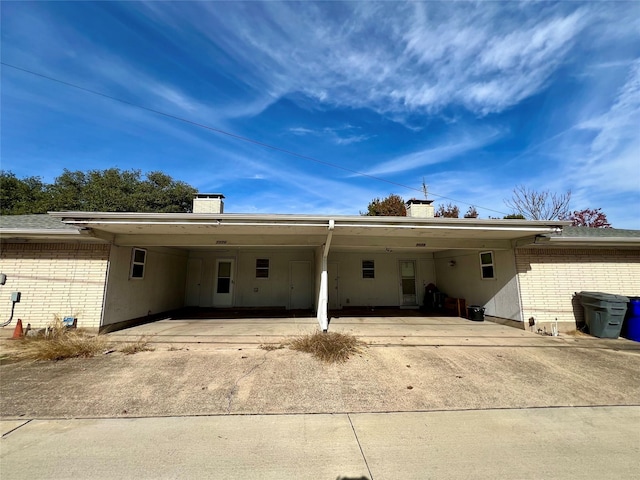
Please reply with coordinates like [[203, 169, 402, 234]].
[[399, 260, 417, 306], [214, 259, 235, 307]]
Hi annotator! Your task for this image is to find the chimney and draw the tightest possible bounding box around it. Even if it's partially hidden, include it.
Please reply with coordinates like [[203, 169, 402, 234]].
[[193, 193, 225, 214], [406, 199, 434, 218]]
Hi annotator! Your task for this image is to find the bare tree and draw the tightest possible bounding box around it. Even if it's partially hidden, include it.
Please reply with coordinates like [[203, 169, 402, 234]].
[[504, 185, 571, 220]]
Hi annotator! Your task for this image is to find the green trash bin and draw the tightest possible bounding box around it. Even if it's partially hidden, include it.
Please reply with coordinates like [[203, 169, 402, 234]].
[[579, 291, 629, 339]]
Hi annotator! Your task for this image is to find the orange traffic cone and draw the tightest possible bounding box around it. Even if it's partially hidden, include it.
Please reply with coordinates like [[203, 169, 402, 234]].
[[11, 319, 24, 339]]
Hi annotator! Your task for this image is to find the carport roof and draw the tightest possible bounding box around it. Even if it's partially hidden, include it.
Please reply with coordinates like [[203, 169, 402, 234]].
[[17, 211, 566, 252]]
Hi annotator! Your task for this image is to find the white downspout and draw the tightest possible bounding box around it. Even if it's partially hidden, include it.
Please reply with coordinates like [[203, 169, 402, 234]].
[[317, 219, 334, 332]]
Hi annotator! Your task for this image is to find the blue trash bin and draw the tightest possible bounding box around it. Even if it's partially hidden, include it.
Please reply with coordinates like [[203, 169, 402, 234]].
[[621, 298, 640, 342]]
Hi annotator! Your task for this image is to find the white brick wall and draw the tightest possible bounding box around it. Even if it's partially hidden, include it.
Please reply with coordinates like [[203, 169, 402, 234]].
[[516, 248, 640, 330], [0, 243, 110, 330]]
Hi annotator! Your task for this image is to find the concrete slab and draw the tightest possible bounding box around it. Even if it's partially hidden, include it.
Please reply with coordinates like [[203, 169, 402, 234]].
[[0, 415, 368, 480], [0, 419, 29, 436], [106, 315, 640, 350], [351, 406, 640, 480], [1, 407, 638, 479]]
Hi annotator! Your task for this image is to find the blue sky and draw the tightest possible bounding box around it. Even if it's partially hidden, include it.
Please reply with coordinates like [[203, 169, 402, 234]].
[[1, 1, 639, 227]]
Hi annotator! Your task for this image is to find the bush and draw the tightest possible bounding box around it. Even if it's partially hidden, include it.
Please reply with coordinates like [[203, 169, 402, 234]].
[[16, 318, 110, 361], [288, 331, 365, 363]]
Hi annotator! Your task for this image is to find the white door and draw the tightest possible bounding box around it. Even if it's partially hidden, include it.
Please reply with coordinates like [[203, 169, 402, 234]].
[[399, 260, 417, 306], [289, 261, 312, 310], [214, 259, 235, 307], [185, 258, 202, 306], [328, 262, 340, 310]]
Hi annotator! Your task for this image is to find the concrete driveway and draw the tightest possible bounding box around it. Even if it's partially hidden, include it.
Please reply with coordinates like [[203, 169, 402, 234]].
[[105, 314, 628, 349], [1, 315, 638, 418]]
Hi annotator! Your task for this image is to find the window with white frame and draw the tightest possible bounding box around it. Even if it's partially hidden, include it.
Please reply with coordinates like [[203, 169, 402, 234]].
[[256, 258, 270, 278], [362, 260, 375, 279], [479, 251, 495, 279], [130, 248, 147, 279]]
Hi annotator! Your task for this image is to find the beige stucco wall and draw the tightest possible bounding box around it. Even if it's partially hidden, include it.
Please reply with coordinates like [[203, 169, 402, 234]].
[[516, 247, 640, 331], [434, 249, 522, 321], [0, 243, 109, 330], [327, 252, 436, 308], [102, 245, 188, 326], [187, 248, 315, 308]]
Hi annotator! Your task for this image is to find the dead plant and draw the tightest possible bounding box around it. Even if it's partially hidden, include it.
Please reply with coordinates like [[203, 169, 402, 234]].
[[16, 317, 110, 361], [288, 331, 365, 363], [118, 336, 155, 355], [259, 343, 285, 351]]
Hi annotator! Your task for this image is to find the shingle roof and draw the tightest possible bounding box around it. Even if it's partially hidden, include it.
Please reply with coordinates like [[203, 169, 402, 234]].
[[554, 226, 640, 238], [0, 214, 78, 231]]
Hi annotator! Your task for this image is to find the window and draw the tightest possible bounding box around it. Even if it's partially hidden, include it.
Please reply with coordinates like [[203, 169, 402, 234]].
[[479, 251, 495, 279], [362, 260, 375, 279], [256, 258, 270, 278], [130, 248, 147, 279]]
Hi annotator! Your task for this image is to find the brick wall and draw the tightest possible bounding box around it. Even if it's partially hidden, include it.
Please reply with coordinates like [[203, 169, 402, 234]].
[[0, 243, 110, 330], [516, 248, 640, 330]]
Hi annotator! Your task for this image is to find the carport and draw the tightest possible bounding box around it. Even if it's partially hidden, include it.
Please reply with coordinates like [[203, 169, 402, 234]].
[[45, 210, 564, 332]]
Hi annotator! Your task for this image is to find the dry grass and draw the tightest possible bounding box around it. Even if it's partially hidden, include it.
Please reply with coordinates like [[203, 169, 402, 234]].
[[119, 336, 155, 355], [16, 318, 110, 361], [288, 331, 366, 363], [564, 329, 590, 337], [259, 343, 285, 351]]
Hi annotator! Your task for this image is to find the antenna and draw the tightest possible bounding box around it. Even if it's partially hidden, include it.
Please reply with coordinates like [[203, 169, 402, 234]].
[[421, 178, 428, 200]]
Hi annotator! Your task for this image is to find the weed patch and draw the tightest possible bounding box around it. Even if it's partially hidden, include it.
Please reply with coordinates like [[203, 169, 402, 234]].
[[288, 331, 365, 363], [259, 343, 285, 351], [17, 332, 109, 361], [119, 337, 155, 355]]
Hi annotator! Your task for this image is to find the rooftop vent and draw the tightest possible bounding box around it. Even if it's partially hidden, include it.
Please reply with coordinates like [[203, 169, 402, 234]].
[[193, 193, 224, 214]]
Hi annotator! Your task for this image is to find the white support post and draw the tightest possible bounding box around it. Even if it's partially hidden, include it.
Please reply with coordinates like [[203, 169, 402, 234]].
[[316, 220, 334, 332], [317, 267, 328, 332]]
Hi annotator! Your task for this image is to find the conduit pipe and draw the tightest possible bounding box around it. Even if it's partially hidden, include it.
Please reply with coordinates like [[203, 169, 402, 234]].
[[316, 219, 334, 332]]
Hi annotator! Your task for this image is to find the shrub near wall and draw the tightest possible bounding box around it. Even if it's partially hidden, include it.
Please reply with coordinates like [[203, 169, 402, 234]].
[[0, 243, 110, 330]]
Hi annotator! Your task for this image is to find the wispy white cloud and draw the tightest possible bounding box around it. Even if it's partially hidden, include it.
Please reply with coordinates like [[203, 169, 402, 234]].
[[365, 128, 502, 177], [288, 125, 373, 145], [141, 2, 598, 121]]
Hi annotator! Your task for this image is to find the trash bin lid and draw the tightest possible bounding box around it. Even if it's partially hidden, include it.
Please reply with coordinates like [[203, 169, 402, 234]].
[[579, 291, 629, 303]]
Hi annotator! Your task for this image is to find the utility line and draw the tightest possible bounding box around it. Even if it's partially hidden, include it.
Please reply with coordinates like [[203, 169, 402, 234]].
[[2, 61, 510, 216]]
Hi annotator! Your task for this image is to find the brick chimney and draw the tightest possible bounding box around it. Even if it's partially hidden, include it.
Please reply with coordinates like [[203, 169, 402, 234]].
[[406, 199, 434, 218], [193, 193, 224, 214]]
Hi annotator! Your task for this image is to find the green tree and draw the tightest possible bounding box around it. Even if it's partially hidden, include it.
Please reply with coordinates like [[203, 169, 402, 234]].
[[0, 171, 48, 214], [1, 169, 197, 214], [362, 194, 407, 216]]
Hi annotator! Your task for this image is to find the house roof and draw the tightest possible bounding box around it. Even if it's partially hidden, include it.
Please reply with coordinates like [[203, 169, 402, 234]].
[[0, 214, 77, 231], [544, 226, 640, 247], [0, 214, 94, 241]]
